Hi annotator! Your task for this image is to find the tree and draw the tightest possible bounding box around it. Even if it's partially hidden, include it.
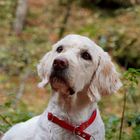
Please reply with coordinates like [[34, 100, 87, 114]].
[[14, 0, 28, 35]]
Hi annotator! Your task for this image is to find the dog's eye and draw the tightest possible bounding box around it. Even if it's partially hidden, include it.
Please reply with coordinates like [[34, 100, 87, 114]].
[[56, 46, 63, 53], [81, 51, 92, 60]]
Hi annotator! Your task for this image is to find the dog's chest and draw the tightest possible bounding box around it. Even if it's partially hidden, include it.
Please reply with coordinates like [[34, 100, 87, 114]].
[[35, 122, 82, 140], [35, 115, 104, 140]]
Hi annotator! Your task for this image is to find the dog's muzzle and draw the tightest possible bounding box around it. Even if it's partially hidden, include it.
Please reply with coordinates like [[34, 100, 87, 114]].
[[51, 57, 69, 81], [50, 57, 75, 95]]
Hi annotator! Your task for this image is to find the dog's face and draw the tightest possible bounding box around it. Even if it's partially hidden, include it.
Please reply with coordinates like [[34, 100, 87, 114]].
[[38, 34, 122, 101]]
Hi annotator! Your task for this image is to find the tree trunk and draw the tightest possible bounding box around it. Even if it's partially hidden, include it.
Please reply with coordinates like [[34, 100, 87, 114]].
[[14, 0, 28, 35]]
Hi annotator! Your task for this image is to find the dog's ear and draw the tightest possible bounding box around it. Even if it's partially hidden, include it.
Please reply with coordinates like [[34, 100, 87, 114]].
[[37, 52, 51, 88], [89, 51, 122, 101]]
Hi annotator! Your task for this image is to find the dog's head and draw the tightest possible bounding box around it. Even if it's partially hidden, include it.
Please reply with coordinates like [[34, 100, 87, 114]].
[[37, 34, 122, 101]]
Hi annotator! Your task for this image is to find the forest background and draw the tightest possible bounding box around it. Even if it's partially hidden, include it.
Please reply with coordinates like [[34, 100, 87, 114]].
[[0, 0, 140, 140]]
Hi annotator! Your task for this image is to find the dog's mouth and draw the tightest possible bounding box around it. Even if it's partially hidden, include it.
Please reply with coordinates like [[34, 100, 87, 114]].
[[50, 73, 75, 95]]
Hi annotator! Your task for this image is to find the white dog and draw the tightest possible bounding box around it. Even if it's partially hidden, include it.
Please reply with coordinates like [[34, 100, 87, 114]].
[[2, 34, 122, 140]]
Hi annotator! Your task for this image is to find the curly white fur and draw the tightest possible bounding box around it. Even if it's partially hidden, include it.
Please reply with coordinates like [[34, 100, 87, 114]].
[[2, 34, 122, 140]]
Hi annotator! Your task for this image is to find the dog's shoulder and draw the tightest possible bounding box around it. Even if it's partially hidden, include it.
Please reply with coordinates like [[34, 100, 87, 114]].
[[2, 115, 40, 140]]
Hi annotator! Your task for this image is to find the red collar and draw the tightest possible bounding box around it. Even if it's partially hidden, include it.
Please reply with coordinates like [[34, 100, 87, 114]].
[[48, 109, 97, 140]]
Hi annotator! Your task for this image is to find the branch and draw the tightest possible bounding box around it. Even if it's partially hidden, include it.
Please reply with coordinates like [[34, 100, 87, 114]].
[[13, 0, 28, 35], [58, 0, 72, 39], [119, 90, 127, 140], [13, 69, 30, 108], [0, 114, 12, 126]]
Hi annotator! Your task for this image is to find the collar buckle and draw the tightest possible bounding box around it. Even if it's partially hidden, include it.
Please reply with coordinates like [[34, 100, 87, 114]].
[[73, 127, 81, 135]]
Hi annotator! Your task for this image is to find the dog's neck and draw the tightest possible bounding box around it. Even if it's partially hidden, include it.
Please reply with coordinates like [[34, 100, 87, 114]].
[[46, 89, 98, 124]]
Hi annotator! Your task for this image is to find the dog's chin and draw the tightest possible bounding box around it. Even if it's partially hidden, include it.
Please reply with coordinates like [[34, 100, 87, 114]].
[[50, 76, 75, 96]]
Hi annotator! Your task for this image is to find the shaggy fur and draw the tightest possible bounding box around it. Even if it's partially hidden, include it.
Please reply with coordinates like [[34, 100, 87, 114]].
[[2, 34, 122, 140]]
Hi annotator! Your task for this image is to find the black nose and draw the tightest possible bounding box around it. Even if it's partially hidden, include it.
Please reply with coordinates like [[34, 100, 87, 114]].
[[53, 58, 68, 70]]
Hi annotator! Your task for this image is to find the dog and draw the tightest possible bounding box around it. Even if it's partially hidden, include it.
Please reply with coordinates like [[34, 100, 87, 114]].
[[2, 34, 122, 140]]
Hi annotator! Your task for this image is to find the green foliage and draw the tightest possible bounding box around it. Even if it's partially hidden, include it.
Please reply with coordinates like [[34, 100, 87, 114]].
[[78, 24, 100, 38], [125, 113, 140, 140], [121, 68, 140, 140], [131, 125, 140, 140], [0, 99, 36, 133], [0, 36, 51, 75], [124, 68, 140, 86], [75, 6, 140, 68], [0, 0, 17, 26], [123, 68, 140, 101], [104, 115, 120, 140], [103, 68, 140, 140]]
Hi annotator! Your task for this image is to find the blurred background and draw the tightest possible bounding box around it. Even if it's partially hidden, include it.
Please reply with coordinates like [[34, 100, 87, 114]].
[[0, 0, 140, 139]]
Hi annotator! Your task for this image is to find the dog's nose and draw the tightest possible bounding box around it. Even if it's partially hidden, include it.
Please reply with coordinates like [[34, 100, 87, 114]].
[[53, 58, 68, 70]]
